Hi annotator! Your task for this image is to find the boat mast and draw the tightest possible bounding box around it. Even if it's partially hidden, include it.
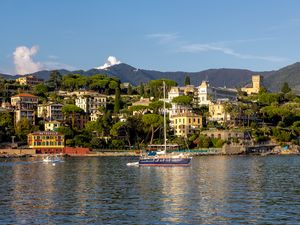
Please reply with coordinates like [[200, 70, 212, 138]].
[[163, 81, 167, 152]]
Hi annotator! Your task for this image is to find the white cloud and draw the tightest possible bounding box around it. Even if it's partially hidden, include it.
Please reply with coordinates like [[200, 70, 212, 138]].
[[178, 43, 288, 62], [13, 45, 75, 75], [13, 45, 42, 74], [95, 56, 121, 70], [148, 33, 289, 62], [147, 33, 179, 44]]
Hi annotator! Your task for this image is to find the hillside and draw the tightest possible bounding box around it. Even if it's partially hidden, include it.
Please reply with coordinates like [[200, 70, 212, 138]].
[[264, 62, 300, 92], [3, 62, 300, 91]]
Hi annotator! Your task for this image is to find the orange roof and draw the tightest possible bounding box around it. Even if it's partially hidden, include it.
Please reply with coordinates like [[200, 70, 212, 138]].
[[12, 93, 38, 98]]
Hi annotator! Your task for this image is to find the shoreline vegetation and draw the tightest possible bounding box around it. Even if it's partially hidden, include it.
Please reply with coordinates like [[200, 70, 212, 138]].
[[1, 72, 300, 156], [1, 144, 299, 158]]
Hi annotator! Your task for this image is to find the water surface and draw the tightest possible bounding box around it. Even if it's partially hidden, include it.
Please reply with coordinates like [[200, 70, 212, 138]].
[[1, 156, 300, 224]]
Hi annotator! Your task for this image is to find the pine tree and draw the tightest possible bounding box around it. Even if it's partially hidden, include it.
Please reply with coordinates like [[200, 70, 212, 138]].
[[281, 82, 291, 94], [184, 75, 191, 86], [127, 84, 132, 95], [139, 82, 145, 97], [114, 87, 121, 113]]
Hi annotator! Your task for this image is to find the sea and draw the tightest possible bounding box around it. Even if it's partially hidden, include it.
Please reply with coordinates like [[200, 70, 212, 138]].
[[1, 155, 300, 224]]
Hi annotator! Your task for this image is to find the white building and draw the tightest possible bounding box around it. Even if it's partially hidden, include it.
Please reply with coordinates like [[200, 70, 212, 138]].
[[198, 81, 237, 105], [11, 93, 38, 125], [38, 102, 64, 121], [75, 95, 106, 120], [208, 100, 231, 124], [45, 120, 62, 131], [168, 85, 196, 102]]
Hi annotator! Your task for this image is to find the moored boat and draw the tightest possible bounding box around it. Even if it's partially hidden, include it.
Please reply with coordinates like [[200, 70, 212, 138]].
[[139, 156, 191, 166], [133, 81, 192, 167]]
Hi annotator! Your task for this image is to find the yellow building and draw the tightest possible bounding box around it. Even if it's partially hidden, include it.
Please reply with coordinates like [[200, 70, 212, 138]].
[[172, 113, 204, 137], [242, 75, 263, 95], [27, 131, 65, 154], [16, 75, 43, 86], [209, 101, 231, 123]]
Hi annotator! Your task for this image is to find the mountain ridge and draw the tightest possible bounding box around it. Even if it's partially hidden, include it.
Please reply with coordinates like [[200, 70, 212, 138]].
[[1, 62, 300, 92]]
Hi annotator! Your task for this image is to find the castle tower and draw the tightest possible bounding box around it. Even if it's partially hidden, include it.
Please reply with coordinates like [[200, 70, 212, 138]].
[[252, 75, 262, 90]]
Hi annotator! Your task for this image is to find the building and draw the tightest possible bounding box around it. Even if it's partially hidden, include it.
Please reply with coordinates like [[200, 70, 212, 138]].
[[171, 112, 204, 137], [169, 103, 193, 127], [37, 102, 64, 121], [27, 131, 65, 154], [168, 85, 196, 102], [208, 101, 231, 123], [201, 130, 247, 141], [16, 75, 44, 86], [64, 113, 89, 130], [45, 121, 62, 131], [11, 93, 38, 124], [197, 81, 237, 105], [75, 95, 107, 120], [241, 75, 263, 95]]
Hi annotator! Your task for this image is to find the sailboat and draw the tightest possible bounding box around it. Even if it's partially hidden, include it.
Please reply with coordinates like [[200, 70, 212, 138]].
[[137, 81, 192, 166]]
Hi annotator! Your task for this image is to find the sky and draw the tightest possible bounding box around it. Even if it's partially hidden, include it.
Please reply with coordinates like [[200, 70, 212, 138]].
[[1, 0, 300, 75]]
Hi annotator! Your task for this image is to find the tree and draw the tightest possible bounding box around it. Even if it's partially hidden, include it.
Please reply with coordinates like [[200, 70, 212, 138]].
[[15, 118, 34, 141], [127, 84, 132, 95], [139, 82, 145, 97], [142, 114, 163, 145], [130, 105, 148, 115], [0, 111, 14, 142], [47, 70, 62, 90], [114, 87, 121, 113], [149, 100, 171, 114], [172, 96, 193, 106], [184, 75, 191, 86], [281, 82, 291, 94], [33, 83, 48, 97], [62, 104, 84, 128]]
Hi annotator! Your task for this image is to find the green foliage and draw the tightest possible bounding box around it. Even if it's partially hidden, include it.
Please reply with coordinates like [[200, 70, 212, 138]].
[[197, 135, 211, 148], [47, 70, 62, 90], [15, 118, 35, 141], [0, 111, 14, 142], [272, 127, 292, 142], [130, 105, 148, 114], [281, 82, 291, 94], [62, 104, 84, 114], [258, 93, 282, 105], [62, 74, 88, 91], [142, 113, 164, 144], [148, 100, 171, 114], [184, 75, 191, 86], [196, 135, 225, 148], [172, 95, 193, 106], [114, 87, 121, 113], [110, 121, 125, 137], [127, 84, 132, 95], [33, 83, 48, 97], [57, 126, 74, 139], [139, 82, 145, 97], [111, 139, 125, 148], [74, 133, 91, 147]]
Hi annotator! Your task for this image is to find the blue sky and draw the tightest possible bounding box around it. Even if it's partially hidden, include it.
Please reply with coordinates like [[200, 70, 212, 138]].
[[1, 0, 300, 74]]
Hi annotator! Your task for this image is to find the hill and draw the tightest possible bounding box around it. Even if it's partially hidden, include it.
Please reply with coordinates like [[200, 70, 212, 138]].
[[3, 62, 300, 91]]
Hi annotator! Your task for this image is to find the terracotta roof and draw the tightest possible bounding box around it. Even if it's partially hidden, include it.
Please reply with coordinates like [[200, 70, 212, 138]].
[[12, 93, 38, 98]]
